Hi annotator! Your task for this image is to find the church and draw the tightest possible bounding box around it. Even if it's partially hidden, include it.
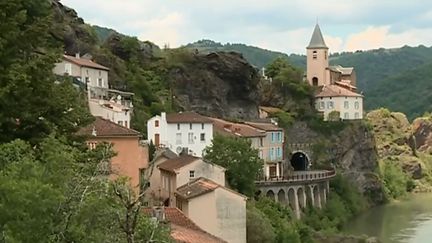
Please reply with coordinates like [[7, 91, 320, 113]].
[[306, 24, 364, 121]]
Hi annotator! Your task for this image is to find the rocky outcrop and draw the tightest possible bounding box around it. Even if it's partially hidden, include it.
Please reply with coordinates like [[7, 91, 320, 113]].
[[366, 109, 423, 179], [170, 52, 260, 119], [412, 117, 432, 153]]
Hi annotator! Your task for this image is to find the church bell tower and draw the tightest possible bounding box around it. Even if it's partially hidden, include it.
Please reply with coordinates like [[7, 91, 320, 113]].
[[306, 24, 329, 87]]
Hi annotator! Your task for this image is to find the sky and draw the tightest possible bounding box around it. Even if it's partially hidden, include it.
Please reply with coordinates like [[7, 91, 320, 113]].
[[61, 0, 432, 54]]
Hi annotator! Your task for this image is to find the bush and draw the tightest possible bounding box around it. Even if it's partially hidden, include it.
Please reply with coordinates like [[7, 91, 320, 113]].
[[380, 160, 409, 199]]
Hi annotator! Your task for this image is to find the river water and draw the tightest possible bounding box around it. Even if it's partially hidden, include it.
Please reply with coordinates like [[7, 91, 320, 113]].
[[343, 193, 432, 243]]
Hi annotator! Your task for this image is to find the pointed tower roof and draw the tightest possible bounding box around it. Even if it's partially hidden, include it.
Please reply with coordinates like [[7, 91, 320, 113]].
[[307, 24, 328, 49]]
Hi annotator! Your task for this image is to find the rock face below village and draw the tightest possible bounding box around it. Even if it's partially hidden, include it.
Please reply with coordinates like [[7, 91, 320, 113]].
[[170, 52, 260, 119]]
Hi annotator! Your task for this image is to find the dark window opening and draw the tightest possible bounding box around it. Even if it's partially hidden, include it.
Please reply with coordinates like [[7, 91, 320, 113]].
[[312, 77, 318, 86]]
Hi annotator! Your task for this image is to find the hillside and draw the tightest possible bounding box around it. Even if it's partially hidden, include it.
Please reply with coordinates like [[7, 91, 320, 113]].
[[185, 39, 432, 118]]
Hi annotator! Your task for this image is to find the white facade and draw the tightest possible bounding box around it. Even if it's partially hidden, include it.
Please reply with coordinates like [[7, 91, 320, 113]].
[[315, 96, 363, 121], [147, 112, 213, 157], [88, 99, 131, 128], [175, 159, 225, 187]]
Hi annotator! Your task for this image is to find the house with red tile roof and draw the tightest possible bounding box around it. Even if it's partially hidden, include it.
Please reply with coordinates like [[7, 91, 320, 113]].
[[147, 112, 213, 156], [53, 54, 134, 128], [176, 178, 247, 243], [146, 152, 225, 207], [77, 117, 148, 192], [306, 24, 364, 121], [143, 207, 226, 243]]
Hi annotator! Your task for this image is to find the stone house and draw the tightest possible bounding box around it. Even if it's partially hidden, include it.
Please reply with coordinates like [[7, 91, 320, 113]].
[[143, 207, 226, 243], [258, 106, 283, 119], [176, 177, 247, 243], [146, 152, 225, 207], [53, 54, 133, 127], [147, 112, 213, 156], [76, 117, 148, 192]]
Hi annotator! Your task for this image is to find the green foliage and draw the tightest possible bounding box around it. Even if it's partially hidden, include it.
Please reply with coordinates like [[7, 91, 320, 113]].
[[328, 111, 341, 121], [380, 160, 410, 199], [246, 205, 276, 243], [204, 135, 263, 197], [273, 111, 295, 128]]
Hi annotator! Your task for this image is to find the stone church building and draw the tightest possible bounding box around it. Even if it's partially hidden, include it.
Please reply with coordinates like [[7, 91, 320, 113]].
[[306, 24, 364, 121]]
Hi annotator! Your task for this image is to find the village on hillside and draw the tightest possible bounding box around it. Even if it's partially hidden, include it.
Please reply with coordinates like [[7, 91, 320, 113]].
[[52, 24, 363, 243]]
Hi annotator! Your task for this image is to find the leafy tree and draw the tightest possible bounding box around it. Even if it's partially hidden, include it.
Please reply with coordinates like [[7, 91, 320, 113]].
[[246, 205, 276, 243], [204, 135, 263, 197]]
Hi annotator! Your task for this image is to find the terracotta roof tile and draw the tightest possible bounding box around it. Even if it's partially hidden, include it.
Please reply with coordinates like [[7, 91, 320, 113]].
[[63, 55, 109, 70], [157, 154, 199, 173], [176, 177, 247, 200], [143, 207, 226, 243], [315, 85, 362, 98], [166, 112, 212, 124], [245, 121, 282, 131], [76, 117, 140, 137], [259, 106, 283, 114], [208, 117, 266, 138]]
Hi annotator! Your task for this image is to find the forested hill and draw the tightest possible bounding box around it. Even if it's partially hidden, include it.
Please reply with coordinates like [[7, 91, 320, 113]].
[[186, 39, 432, 119]]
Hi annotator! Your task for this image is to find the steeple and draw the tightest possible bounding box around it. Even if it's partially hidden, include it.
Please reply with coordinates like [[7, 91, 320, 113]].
[[307, 24, 328, 49]]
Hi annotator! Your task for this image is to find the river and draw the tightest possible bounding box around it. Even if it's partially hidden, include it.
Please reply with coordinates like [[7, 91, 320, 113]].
[[343, 193, 432, 243]]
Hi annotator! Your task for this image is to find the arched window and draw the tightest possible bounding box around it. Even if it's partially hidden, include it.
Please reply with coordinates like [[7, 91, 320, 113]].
[[312, 77, 318, 86], [313, 50, 317, 59]]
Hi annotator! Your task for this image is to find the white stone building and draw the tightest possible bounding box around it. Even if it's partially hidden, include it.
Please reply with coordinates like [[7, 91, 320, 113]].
[[306, 24, 364, 120], [147, 112, 213, 156], [53, 54, 133, 127]]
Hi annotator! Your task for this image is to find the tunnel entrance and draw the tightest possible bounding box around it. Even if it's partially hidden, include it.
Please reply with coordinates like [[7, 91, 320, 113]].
[[290, 152, 309, 171]]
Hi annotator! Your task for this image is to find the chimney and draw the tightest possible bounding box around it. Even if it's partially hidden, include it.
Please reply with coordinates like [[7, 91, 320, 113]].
[[75, 53, 80, 59], [161, 112, 166, 121], [152, 206, 166, 222]]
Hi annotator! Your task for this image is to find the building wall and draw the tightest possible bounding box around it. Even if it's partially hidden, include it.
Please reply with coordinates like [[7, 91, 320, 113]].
[[260, 130, 284, 178], [89, 100, 131, 128], [147, 156, 169, 205], [147, 113, 213, 157], [53, 60, 109, 89], [186, 192, 218, 237], [306, 48, 329, 86], [315, 96, 363, 121], [214, 188, 246, 243], [87, 136, 148, 192], [176, 160, 226, 188]]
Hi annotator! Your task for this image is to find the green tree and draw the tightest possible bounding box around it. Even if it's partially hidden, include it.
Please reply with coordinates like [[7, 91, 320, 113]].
[[246, 205, 276, 243], [204, 135, 263, 197]]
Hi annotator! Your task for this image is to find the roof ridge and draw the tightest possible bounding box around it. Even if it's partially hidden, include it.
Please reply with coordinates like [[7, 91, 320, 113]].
[[96, 116, 141, 134]]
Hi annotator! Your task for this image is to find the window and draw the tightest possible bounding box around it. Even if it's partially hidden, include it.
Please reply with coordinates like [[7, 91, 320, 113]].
[[312, 50, 317, 59], [355, 112, 360, 119], [155, 120, 159, 127], [277, 147, 282, 158], [86, 69, 89, 75], [177, 124, 180, 130], [312, 77, 318, 86], [354, 101, 360, 110], [325, 51, 327, 60], [344, 101, 349, 109], [176, 133, 182, 145], [320, 101, 325, 110], [124, 121, 128, 128], [87, 141, 97, 150], [270, 148, 275, 160], [85, 77, 90, 83], [118, 121, 123, 126], [200, 133, 205, 142], [201, 123, 204, 129], [188, 132, 194, 144], [98, 78, 103, 87], [344, 113, 349, 119], [99, 70, 102, 76], [189, 123, 192, 130], [259, 137, 263, 147], [65, 63, 72, 75], [271, 132, 275, 143], [327, 101, 334, 109], [279, 132, 283, 142], [189, 170, 195, 178]]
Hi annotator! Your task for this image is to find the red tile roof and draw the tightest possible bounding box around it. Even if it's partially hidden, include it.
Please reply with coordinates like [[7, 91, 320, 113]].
[[259, 106, 283, 114], [76, 117, 141, 137], [143, 207, 226, 243], [176, 177, 247, 201], [245, 121, 282, 131], [208, 117, 266, 138], [166, 112, 212, 124], [315, 84, 362, 98], [63, 55, 110, 71], [157, 154, 199, 173]]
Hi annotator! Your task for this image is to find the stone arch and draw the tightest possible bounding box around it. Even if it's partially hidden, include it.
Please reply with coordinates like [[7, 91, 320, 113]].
[[288, 188, 296, 210], [305, 185, 314, 207], [319, 183, 327, 204], [313, 185, 321, 208], [290, 151, 310, 171], [312, 77, 318, 86], [255, 190, 262, 201], [266, 190, 275, 201], [277, 189, 287, 204], [297, 187, 306, 209]]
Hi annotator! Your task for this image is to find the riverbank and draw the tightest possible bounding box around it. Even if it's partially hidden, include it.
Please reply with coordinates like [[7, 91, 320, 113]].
[[342, 193, 432, 243]]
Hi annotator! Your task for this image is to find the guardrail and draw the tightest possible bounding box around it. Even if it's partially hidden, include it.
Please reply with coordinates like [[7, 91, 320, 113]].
[[256, 169, 336, 184]]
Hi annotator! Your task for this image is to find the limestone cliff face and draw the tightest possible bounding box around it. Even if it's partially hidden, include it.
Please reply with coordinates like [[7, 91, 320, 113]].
[[285, 121, 385, 205], [169, 52, 260, 119], [366, 109, 422, 179], [412, 117, 432, 153]]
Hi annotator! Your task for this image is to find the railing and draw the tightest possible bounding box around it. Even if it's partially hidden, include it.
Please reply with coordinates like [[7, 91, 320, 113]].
[[256, 169, 336, 184]]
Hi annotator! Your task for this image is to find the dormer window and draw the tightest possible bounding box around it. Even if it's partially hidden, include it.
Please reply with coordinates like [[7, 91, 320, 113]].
[[313, 51, 317, 59]]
